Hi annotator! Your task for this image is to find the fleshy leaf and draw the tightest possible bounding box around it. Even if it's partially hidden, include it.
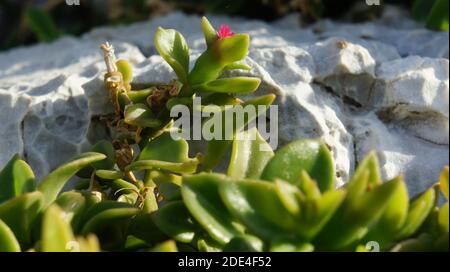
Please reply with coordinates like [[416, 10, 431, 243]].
[[182, 173, 243, 245], [0, 191, 44, 245], [215, 34, 250, 64], [151, 201, 197, 243], [440, 166, 449, 200], [223, 235, 263, 252], [228, 128, 274, 179], [224, 60, 252, 71], [76, 140, 116, 178], [350, 151, 382, 187], [0, 154, 35, 203], [219, 179, 297, 241], [81, 205, 139, 236], [194, 77, 261, 94], [396, 187, 437, 240], [38, 152, 107, 205], [126, 159, 199, 175], [154, 27, 190, 83], [138, 132, 191, 163], [426, 0, 449, 31], [201, 16, 217, 47], [116, 59, 133, 84], [150, 240, 178, 252], [124, 103, 161, 128], [95, 169, 124, 180], [55, 191, 89, 233], [41, 204, 75, 252], [202, 94, 275, 171], [261, 139, 335, 193], [364, 176, 409, 247], [438, 202, 449, 233], [316, 178, 403, 250], [0, 219, 20, 252]]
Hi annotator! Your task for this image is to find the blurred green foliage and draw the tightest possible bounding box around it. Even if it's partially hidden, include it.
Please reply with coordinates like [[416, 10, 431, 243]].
[[0, 0, 447, 51]]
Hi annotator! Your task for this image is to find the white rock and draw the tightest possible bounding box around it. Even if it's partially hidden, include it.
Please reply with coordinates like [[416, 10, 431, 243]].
[[351, 114, 449, 196], [0, 37, 145, 179], [0, 10, 448, 196], [372, 56, 449, 144]]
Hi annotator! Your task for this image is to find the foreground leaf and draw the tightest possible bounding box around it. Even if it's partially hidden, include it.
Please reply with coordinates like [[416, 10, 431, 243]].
[[219, 179, 297, 241], [0, 155, 35, 203], [151, 201, 197, 243], [0, 219, 20, 252], [41, 205, 75, 252], [261, 139, 335, 192], [38, 152, 107, 205], [0, 191, 44, 245], [228, 128, 274, 179], [182, 173, 243, 245], [155, 27, 190, 83]]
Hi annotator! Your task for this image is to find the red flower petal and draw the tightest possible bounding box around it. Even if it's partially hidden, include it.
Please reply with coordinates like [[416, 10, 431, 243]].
[[217, 24, 234, 39]]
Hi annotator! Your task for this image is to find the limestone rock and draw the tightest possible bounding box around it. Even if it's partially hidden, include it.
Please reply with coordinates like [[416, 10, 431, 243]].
[[0, 9, 448, 196]]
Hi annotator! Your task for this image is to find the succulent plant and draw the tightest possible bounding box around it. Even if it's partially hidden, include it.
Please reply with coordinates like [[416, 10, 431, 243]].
[[0, 17, 448, 252]]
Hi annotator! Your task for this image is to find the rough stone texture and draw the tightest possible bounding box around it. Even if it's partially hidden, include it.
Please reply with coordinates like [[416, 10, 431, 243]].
[[0, 6, 448, 195]]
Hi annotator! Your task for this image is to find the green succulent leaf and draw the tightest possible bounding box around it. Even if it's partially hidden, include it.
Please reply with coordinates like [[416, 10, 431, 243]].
[[0, 219, 20, 252], [139, 132, 191, 163], [228, 128, 274, 179], [215, 34, 250, 64], [193, 77, 261, 94], [151, 201, 197, 243], [201, 16, 218, 47], [95, 169, 124, 180], [364, 176, 409, 247], [202, 94, 276, 171], [438, 202, 449, 233], [81, 205, 139, 236], [189, 34, 250, 86], [223, 235, 264, 252], [150, 240, 178, 252], [224, 60, 252, 71], [129, 213, 168, 245], [426, 0, 449, 31], [274, 179, 302, 216], [152, 172, 182, 202], [108, 179, 140, 196], [76, 141, 116, 178], [0, 191, 44, 245], [182, 173, 243, 245], [298, 189, 346, 241], [219, 179, 297, 241], [55, 191, 90, 233], [391, 233, 434, 252], [41, 204, 75, 252], [316, 178, 403, 250], [261, 139, 335, 193], [124, 103, 162, 128], [351, 152, 382, 187], [270, 238, 314, 252], [440, 166, 449, 200], [0, 154, 35, 203], [155, 27, 190, 83], [412, 0, 437, 22], [38, 152, 106, 205], [197, 235, 223, 252], [126, 159, 199, 174], [116, 59, 133, 84], [396, 187, 437, 240]]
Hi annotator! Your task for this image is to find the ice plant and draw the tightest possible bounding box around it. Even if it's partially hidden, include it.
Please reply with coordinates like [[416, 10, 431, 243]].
[[0, 17, 448, 253]]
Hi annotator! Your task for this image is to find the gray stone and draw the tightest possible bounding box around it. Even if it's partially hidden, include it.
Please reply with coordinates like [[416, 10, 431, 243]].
[[0, 9, 448, 196]]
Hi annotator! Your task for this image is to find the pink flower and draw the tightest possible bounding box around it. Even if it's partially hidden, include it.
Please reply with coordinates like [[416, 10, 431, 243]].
[[217, 24, 234, 39]]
